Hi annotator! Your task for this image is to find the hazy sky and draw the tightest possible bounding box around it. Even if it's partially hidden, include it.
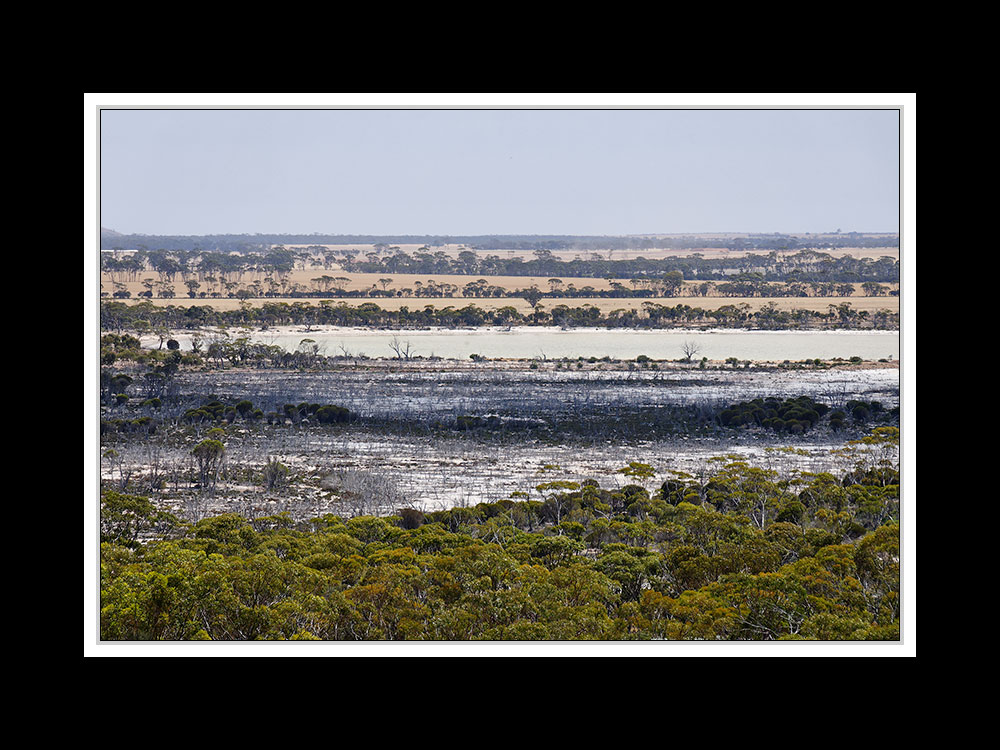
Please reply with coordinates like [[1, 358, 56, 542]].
[[99, 108, 900, 236]]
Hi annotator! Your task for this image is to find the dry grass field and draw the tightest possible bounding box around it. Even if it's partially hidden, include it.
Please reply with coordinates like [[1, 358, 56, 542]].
[[105, 271, 626, 296], [101, 241, 899, 315], [275, 272, 625, 293], [101, 269, 899, 299]]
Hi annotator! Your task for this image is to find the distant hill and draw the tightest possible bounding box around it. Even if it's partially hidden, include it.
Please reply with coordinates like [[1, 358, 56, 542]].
[[98, 232, 899, 253]]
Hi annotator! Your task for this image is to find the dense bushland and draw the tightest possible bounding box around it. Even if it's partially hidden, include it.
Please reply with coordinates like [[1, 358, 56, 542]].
[[100, 428, 900, 641]]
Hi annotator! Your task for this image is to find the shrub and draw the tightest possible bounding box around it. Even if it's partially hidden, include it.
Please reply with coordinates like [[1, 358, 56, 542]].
[[398, 508, 426, 530], [263, 458, 289, 490], [315, 405, 351, 424]]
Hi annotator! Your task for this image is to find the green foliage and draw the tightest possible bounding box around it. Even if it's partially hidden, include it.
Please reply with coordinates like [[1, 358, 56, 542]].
[[192, 439, 225, 490], [182, 398, 351, 426], [101, 491, 180, 546], [618, 461, 656, 482], [719, 395, 840, 434], [100, 430, 901, 642]]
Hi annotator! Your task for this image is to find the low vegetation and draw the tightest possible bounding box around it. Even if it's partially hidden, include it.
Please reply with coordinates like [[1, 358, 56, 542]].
[[100, 428, 899, 641], [102, 298, 898, 333], [97, 245, 903, 642]]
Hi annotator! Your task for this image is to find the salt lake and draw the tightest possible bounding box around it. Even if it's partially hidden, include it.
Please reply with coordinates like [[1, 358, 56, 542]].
[[156, 326, 900, 363]]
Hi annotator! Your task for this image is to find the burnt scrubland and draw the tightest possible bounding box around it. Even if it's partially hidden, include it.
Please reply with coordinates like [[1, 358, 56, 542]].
[[98, 317, 901, 641], [100, 427, 900, 641]]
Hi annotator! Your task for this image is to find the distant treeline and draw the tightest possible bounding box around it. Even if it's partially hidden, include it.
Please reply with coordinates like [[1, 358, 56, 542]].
[[102, 246, 900, 289], [100, 231, 899, 253], [343, 248, 899, 284], [101, 299, 898, 333]]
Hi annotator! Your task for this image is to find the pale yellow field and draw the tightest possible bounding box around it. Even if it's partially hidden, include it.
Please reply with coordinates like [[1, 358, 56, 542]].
[[101, 268, 899, 299], [104, 271, 621, 296], [106, 295, 899, 315], [278, 272, 623, 293]]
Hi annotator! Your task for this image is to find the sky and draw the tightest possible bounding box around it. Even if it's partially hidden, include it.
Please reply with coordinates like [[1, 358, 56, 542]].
[[99, 105, 901, 236]]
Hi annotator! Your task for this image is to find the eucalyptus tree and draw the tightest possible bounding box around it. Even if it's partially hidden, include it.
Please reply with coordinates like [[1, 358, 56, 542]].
[[192, 438, 226, 493]]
